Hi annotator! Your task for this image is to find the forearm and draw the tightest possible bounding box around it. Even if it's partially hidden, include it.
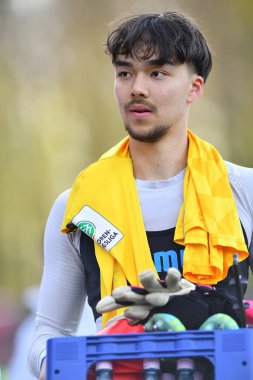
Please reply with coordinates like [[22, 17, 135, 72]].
[[28, 321, 71, 379], [27, 260, 86, 378], [27, 191, 87, 378]]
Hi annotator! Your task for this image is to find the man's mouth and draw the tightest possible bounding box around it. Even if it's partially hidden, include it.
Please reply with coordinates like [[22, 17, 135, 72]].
[[128, 104, 152, 113], [125, 100, 156, 120]]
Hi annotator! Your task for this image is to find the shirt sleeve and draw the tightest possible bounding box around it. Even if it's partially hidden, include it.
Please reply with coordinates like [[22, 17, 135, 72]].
[[240, 166, 253, 272], [27, 190, 88, 379]]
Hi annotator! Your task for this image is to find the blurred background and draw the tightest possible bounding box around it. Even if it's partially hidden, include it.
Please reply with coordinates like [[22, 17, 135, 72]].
[[0, 0, 252, 378]]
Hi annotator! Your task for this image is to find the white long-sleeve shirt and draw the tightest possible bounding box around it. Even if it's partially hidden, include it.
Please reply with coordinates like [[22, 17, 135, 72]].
[[28, 161, 253, 378]]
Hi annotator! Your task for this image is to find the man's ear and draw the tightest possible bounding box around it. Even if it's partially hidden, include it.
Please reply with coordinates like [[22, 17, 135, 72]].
[[187, 75, 204, 104]]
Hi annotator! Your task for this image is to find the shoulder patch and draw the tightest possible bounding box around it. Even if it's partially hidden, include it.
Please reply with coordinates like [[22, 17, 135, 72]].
[[72, 206, 123, 251]]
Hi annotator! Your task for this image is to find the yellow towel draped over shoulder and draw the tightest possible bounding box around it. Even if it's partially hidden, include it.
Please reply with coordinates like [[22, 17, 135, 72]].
[[174, 130, 248, 283], [62, 129, 248, 326]]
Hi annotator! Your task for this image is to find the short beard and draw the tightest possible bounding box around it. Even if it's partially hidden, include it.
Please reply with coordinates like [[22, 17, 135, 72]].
[[125, 123, 172, 143]]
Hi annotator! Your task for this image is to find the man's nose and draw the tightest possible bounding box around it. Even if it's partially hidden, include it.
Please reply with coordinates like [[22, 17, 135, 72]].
[[131, 75, 149, 97]]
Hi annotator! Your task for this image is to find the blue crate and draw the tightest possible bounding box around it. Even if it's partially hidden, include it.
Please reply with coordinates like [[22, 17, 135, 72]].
[[47, 328, 253, 379]]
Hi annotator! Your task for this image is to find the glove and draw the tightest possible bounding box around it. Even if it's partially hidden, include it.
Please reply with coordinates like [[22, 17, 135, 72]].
[[96, 268, 196, 324]]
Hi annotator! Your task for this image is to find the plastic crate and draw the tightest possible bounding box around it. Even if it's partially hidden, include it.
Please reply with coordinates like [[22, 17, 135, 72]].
[[47, 328, 253, 379]]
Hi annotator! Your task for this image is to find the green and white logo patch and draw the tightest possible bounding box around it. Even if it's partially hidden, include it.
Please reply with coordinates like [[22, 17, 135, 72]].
[[76, 221, 96, 239], [72, 205, 123, 251]]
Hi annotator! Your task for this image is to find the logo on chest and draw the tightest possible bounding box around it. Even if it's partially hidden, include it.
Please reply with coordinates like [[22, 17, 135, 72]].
[[153, 249, 185, 273]]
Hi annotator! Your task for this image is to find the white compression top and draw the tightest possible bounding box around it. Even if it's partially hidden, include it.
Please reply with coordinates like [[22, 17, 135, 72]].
[[28, 162, 253, 378]]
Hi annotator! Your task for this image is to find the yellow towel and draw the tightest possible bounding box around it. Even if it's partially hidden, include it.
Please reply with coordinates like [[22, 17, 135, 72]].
[[62, 130, 248, 325], [175, 130, 248, 283], [62, 137, 157, 325]]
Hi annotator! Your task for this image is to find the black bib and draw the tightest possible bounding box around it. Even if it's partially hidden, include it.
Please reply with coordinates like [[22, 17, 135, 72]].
[[80, 225, 249, 319]]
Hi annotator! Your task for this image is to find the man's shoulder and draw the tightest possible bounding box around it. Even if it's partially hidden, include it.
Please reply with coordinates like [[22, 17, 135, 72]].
[[50, 189, 71, 216], [225, 161, 253, 202], [225, 161, 253, 183], [55, 189, 71, 204]]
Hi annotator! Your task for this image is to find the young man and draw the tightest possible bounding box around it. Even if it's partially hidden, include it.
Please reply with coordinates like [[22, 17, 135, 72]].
[[28, 12, 253, 379]]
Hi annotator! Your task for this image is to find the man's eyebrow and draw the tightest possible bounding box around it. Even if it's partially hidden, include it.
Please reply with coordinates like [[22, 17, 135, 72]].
[[148, 58, 174, 67], [114, 60, 133, 67], [114, 58, 174, 67]]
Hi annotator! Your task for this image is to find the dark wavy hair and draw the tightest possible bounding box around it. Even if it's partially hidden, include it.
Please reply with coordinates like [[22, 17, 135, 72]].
[[105, 12, 212, 82]]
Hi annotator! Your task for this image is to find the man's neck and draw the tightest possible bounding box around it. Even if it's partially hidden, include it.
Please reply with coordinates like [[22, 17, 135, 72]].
[[129, 129, 188, 180]]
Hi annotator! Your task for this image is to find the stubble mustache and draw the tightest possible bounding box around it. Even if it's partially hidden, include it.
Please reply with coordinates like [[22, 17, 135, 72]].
[[124, 99, 157, 113]]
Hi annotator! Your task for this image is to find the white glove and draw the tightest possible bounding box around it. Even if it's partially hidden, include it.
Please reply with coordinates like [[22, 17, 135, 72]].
[[96, 268, 195, 324]]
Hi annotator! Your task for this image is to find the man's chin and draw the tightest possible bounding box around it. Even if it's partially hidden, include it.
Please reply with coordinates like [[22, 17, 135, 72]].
[[125, 124, 171, 143], [129, 134, 161, 143]]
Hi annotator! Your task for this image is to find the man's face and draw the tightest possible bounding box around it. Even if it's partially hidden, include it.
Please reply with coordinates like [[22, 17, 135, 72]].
[[114, 54, 203, 143]]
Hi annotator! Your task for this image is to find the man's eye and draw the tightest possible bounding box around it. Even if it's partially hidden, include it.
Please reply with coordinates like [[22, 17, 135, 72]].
[[152, 71, 166, 78], [118, 71, 130, 78]]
